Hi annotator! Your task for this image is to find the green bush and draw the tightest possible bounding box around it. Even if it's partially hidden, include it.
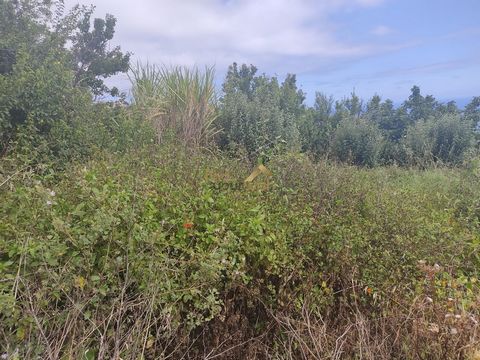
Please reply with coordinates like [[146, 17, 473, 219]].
[[0, 47, 154, 173], [1, 147, 479, 358], [2, 4, 480, 358], [0, 48, 87, 158], [403, 114, 475, 166], [217, 63, 302, 161], [331, 117, 385, 166]]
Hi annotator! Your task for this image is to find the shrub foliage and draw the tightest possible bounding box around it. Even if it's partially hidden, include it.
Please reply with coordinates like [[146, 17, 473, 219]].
[[1, 1, 480, 359]]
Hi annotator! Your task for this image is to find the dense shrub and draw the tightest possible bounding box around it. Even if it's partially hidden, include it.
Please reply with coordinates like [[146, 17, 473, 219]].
[[0, 48, 88, 159], [2, 3, 480, 359], [403, 114, 475, 166], [1, 147, 479, 358], [0, 0, 138, 169], [331, 117, 385, 166], [0, 49, 154, 171], [217, 63, 303, 161]]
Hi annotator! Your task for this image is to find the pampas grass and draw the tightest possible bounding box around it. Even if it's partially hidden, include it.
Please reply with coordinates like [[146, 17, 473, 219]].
[[129, 63, 218, 147]]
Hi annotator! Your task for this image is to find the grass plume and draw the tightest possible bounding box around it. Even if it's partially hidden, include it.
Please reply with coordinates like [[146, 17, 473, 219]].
[[129, 63, 218, 147]]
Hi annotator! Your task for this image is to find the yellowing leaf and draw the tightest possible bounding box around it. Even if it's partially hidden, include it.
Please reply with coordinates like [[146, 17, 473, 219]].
[[75, 276, 86, 290]]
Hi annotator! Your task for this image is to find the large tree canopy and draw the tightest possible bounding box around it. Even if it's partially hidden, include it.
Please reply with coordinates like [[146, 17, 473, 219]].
[[0, 0, 130, 97], [71, 10, 130, 97], [0, 0, 131, 158]]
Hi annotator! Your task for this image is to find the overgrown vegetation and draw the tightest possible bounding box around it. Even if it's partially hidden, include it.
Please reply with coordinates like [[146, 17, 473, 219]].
[[130, 63, 217, 147], [2, 149, 480, 359], [1, 1, 480, 359]]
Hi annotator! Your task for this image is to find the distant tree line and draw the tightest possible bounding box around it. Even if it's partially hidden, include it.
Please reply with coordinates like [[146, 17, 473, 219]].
[[1, 0, 479, 168], [217, 63, 480, 166]]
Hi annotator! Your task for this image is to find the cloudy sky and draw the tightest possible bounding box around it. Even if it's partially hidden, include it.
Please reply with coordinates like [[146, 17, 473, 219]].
[[66, 0, 480, 105]]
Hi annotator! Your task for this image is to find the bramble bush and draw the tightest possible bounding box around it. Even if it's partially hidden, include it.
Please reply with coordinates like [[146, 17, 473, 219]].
[[1, 146, 479, 358], [2, 3, 480, 358]]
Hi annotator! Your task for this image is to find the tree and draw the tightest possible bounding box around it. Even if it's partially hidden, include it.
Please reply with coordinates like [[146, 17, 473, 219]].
[[437, 100, 459, 115], [314, 92, 334, 119], [344, 91, 363, 118], [365, 94, 382, 122], [218, 63, 300, 160], [330, 117, 384, 167], [298, 92, 335, 157], [221, 62, 257, 100], [0, 0, 132, 160], [70, 10, 130, 97], [403, 85, 438, 122], [0, 0, 72, 156], [0, 48, 15, 75], [328, 92, 365, 129], [279, 73, 305, 117], [364, 96, 407, 141], [465, 96, 480, 129], [403, 114, 474, 165], [0, 0, 59, 73], [0, 0, 130, 97]]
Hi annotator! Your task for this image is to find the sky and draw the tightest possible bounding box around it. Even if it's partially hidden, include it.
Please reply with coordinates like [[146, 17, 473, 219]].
[[65, 0, 480, 105]]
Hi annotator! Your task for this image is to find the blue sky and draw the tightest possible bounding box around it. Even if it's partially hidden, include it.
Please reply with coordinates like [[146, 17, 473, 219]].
[[301, 0, 480, 105], [68, 0, 480, 105]]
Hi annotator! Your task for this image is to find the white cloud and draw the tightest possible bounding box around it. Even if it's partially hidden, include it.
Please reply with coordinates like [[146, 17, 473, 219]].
[[65, 0, 388, 65], [63, 0, 396, 94]]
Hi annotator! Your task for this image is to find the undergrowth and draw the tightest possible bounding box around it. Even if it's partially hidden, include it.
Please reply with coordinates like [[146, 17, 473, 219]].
[[1, 146, 480, 359]]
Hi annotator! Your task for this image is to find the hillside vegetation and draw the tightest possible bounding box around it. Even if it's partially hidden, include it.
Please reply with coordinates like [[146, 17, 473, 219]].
[[2, 147, 480, 358], [1, 1, 480, 359]]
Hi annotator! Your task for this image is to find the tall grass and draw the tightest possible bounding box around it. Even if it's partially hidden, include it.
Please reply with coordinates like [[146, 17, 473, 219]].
[[129, 63, 218, 147]]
